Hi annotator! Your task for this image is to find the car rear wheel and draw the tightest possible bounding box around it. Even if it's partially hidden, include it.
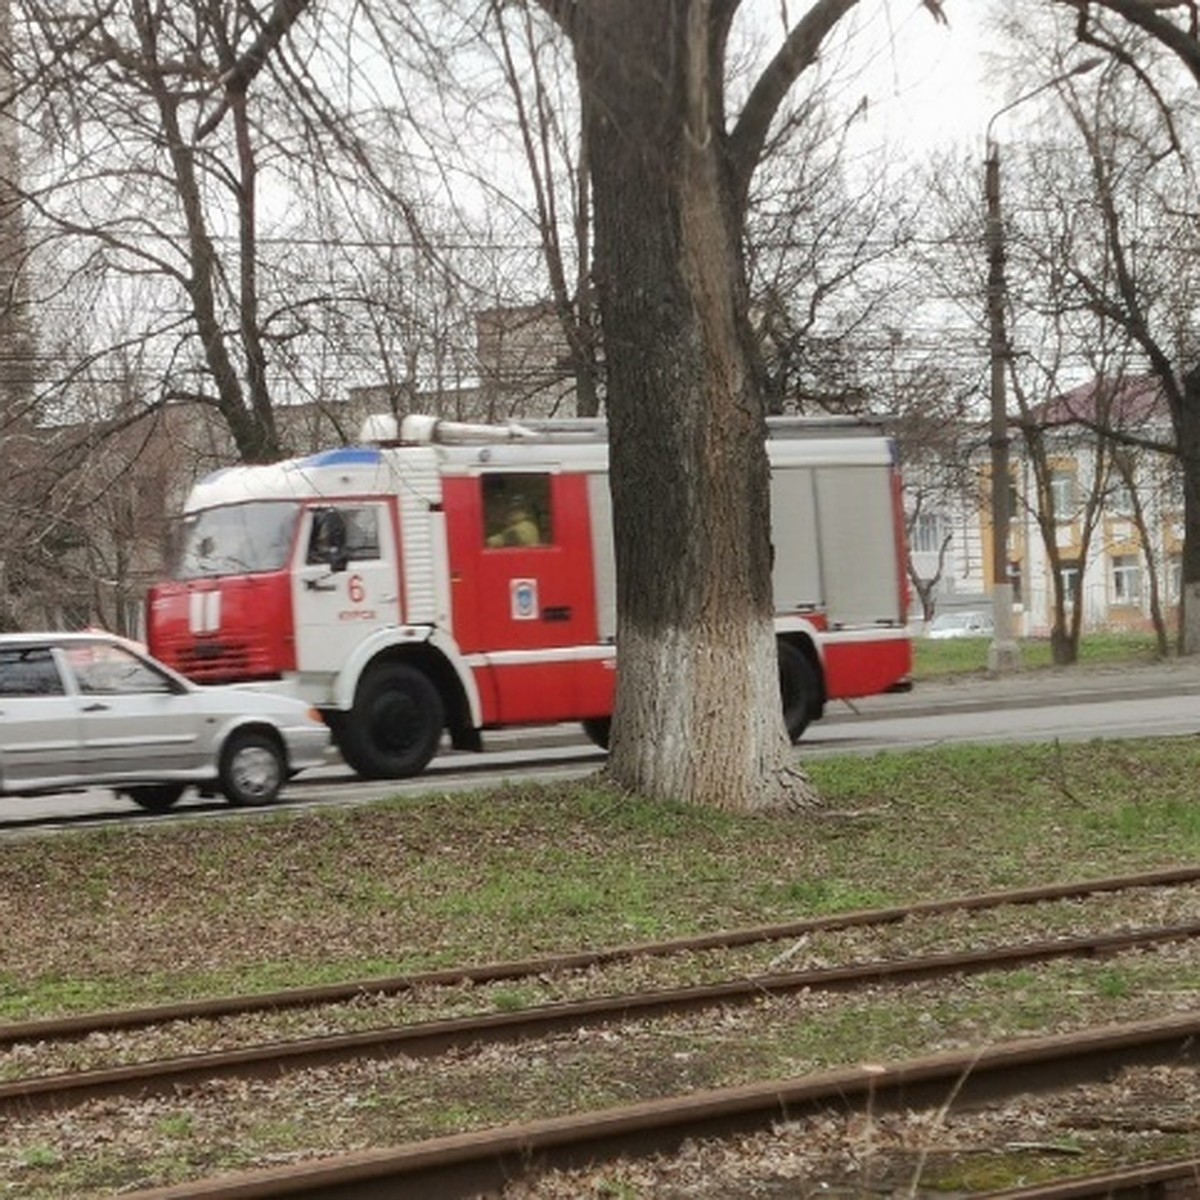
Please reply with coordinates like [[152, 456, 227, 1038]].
[[220, 730, 285, 806], [125, 784, 186, 813], [339, 663, 444, 779]]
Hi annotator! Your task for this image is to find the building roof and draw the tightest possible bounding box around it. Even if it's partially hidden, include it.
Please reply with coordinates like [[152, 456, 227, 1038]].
[[1028, 374, 1167, 431]]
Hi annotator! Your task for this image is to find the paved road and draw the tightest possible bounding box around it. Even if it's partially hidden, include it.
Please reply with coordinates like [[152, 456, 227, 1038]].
[[8, 658, 1200, 829], [833, 657, 1200, 723]]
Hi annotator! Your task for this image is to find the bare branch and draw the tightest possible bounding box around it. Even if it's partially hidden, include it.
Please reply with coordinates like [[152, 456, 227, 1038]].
[[196, 0, 314, 139], [726, 0, 860, 205], [1055, 0, 1200, 84]]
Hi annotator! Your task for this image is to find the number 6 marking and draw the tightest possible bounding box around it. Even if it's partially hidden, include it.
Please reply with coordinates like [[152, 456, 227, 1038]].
[[349, 574, 366, 604]]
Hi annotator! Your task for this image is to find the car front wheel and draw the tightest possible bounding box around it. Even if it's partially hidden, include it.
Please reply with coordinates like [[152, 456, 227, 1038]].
[[219, 730, 286, 807]]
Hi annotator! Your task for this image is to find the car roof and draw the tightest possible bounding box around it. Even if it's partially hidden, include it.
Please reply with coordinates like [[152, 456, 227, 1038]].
[[0, 630, 131, 649]]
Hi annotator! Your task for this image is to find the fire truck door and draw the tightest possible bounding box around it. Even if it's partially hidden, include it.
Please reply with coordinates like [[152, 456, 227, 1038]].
[[292, 502, 401, 674], [444, 472, 598, 724]]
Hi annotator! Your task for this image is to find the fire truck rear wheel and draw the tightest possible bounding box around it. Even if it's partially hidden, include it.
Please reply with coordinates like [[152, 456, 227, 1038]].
[[342, 664, 444, 779], [581, 717, 610, 750], [778, 641, 818, 743]]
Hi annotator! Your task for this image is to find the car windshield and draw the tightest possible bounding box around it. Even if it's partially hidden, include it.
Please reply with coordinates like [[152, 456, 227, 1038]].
[[172, 502, 301, 580]]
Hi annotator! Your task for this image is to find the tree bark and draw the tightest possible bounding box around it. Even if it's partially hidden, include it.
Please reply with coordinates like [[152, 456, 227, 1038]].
[[573, 2, 817, 811]]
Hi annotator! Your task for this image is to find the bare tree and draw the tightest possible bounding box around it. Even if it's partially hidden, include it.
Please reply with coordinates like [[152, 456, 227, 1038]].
[[486, 1, 602, 416], [1049, 0, 1200, 652], [0, 0, 450, 464]]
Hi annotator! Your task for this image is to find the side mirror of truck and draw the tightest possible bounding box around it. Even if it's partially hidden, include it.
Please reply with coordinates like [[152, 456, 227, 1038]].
[[310, 509, 350, 573]]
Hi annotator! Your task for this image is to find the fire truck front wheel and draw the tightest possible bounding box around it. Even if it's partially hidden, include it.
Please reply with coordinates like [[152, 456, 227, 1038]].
[[341, 663, 445, 779]]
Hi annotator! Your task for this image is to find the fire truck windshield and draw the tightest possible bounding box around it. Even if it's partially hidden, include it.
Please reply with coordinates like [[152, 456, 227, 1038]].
[[172, 502, 301, 580]]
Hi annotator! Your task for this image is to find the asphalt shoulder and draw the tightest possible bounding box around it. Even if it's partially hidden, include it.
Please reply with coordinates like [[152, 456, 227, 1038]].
[[830, 657, 1200, 724]]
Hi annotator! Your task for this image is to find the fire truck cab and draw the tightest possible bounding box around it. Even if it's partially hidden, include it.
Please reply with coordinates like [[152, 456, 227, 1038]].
[[147, 414, 911, 779]]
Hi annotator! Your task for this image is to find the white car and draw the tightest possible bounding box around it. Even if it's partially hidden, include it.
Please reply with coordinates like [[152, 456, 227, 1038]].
[[0, 631, 330, 811], [926, 610, 995, 640]]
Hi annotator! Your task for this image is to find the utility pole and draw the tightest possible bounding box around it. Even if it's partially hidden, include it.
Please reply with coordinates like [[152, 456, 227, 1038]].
[[983, 57, 1103, 674]]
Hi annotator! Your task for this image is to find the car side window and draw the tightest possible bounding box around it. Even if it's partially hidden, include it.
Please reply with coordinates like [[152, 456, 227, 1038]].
[[65, 643, 175, 696], [0, 647, 66, 696]]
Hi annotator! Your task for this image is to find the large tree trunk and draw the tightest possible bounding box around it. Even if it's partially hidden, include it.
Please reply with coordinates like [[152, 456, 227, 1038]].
[[575, 3, 816, 811]]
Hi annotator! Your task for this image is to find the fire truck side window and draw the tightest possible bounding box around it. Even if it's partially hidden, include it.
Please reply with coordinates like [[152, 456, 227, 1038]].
[[483, 474, 552, 548], [306, 506, 380, 564], [340, 507, 381, 560]]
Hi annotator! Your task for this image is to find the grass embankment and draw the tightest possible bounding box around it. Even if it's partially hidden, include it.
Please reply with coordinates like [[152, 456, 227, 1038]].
[[2, 634, 1198, 1196], [2, 734, 1197, 1019]]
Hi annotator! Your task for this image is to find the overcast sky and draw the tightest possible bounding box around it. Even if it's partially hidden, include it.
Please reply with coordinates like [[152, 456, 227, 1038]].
[[841, 0, 995, 161]]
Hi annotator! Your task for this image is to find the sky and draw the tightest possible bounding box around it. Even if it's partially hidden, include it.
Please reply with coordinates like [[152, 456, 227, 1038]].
[[835, 0, 996, 161]]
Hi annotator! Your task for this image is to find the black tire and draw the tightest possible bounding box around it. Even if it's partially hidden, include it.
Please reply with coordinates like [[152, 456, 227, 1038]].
[[219, 729, 286, 807], [338, 663, 444, 779], [778, 640, 819, 743], [581, 717, 611, 750], [125, 784, 186, 813]]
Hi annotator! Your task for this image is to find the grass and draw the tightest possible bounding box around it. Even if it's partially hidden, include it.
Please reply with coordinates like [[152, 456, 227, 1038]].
[[2, 733, 1200, 1021], [913, 630, 1163, 678]]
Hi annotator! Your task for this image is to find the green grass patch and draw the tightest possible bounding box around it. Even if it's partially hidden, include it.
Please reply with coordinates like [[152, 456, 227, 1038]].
[[913, 631, 1162, 679], [3, 735, 1200, 1021]]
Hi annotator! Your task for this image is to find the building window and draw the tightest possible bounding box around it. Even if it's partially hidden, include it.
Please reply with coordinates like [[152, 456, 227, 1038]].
[[912, 512, 948, 554], [1059, 559, 1081, 605], [1049, 470, 1075, 515], [1108, 482, 1135, 514], [1112, 554, 1141, 606]]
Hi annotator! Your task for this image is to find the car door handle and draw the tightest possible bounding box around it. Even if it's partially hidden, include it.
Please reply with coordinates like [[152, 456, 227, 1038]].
[[305, 578, 337, 592], [82, 702, 110, 712], [542, 606, 572, 622]]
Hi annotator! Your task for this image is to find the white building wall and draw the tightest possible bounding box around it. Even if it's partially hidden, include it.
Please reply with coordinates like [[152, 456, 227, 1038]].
[[909, 425, 1180, 637]]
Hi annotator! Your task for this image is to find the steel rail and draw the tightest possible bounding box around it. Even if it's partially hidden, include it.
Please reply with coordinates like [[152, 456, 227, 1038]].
[[4, 863, 1199, 1049], [983, 1158, 1200, 1197], [4, 919, 1199, 1117], [117, 1012, 1200, 1199]]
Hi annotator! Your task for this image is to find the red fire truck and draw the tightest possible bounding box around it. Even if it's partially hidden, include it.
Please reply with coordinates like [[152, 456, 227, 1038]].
[[147, 413, 912, 778]]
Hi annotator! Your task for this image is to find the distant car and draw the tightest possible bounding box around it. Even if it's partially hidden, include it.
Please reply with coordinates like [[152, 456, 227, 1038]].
[[0, 631, 330, 811], [926, 610, 995, 640]]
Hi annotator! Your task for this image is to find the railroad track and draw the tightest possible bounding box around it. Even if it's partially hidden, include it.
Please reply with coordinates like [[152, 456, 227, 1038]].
[[6, 866, 1199, 1197], [114, 1014, 1200, 1199], [987, 1158, 1200, 1197], [4, 918, 1197, 1116]]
